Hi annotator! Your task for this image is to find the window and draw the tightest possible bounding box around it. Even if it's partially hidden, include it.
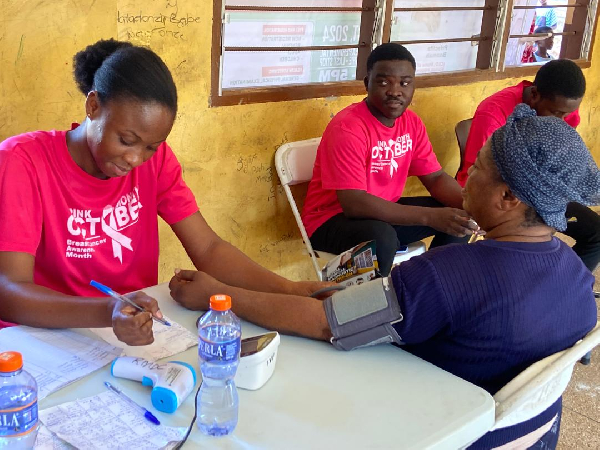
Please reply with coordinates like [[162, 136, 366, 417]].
[[211, 0, 599, 106]]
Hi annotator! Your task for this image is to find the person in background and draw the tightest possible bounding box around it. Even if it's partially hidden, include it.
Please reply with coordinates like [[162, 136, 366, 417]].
[[534, 26, 554, 62], [0, 39, 330, 346], [457, 59, 600, 274], [301, 43, 476, 276], [536, 0, 558, 30], [170, 105, 599, 449]]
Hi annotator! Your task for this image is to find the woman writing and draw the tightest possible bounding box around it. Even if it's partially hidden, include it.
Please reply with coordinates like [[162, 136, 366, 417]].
[[0, 39, 328, 345]]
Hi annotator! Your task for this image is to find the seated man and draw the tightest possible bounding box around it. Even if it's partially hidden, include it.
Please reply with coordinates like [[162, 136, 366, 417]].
[[302, 43, 475, 275], [457, 59, 600, 273], [170, 105, 599, 448]]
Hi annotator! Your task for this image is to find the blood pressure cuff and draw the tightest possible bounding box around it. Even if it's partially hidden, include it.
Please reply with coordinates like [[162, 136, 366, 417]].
[[323, 277, 404, 351]]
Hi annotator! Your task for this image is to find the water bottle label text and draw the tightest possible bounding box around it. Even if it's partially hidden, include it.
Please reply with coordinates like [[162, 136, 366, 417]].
[[0, 400, 38, 436], [199, 338, 241, 363]]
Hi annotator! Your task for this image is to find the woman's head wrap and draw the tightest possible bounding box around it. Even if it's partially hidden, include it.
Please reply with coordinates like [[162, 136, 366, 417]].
[[490, 104, 600, 231]]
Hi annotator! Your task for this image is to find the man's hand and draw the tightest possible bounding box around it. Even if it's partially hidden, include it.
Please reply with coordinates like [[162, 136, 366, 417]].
[[426, 208, 478, 237], [169, 269, 225, 311], [111, 292, 158, 346]]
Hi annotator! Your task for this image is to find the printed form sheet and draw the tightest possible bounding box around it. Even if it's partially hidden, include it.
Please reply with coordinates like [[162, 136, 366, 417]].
[[38, 391, 186, 450], [0, 327, 122, 399], [90, 315, 197, 361]]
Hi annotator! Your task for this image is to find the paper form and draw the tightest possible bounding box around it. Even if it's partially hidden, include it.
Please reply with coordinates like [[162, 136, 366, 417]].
[[35, 425, 74, 449], [0, 327, 122, 400], [39, 390, 187, 450], [90, 315, 197, 361]]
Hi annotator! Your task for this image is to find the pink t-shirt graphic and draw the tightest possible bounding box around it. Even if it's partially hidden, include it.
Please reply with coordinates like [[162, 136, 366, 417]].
[[0, 128, 198, 309], [302, 101, 441, 237]]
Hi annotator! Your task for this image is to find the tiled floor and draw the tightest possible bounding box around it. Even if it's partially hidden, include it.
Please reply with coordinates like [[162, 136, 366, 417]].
[[556, 268, 600, 449]]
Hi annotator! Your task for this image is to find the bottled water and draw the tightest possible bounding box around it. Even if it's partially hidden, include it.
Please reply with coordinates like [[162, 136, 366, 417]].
[[0, 352, 38, 449], [197, 294, 241, 436]]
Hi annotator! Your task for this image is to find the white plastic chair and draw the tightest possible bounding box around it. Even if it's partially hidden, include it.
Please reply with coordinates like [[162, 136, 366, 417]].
[[275, 137, 426, 280], [491, 324, 600, 431]]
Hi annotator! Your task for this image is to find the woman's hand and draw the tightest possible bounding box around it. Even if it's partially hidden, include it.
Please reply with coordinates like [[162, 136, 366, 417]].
[[169, 269, 225, 311], [111, 292, 159, 346]]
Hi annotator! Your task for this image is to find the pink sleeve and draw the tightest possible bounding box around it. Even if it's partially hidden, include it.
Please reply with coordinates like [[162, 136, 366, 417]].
[[156, 143, 199, 225], [320, 126, 369, 191], [407, 116, 442, 177], [565, 110, 580, 128], [457, 111, 504, 187], [0, 151, 42, 255]]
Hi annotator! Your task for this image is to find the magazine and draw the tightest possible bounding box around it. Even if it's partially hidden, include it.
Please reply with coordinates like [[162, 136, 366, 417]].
[[321, 241, 380, 287]]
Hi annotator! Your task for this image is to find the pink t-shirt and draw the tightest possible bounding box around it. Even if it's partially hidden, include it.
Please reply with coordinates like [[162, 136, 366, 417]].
[[302, 101, 442, 237], [0, 128, 198, 319], [456, 80, 581, 187]]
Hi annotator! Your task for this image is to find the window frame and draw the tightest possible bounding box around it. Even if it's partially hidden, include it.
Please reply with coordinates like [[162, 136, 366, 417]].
[[210, 0, 598, 107]]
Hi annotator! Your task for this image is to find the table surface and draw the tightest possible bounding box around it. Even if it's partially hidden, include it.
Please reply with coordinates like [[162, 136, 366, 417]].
[[40, 283, 495, 450]]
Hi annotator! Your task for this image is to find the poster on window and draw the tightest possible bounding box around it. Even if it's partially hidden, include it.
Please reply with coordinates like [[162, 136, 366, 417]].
[[221, 6, 361, 88], [391, 0, 484, 74]]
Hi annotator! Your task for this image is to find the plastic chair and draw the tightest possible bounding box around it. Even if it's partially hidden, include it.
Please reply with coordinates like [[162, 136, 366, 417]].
[[491, 324, 600, 432], [275, 138, 426, 280], [455, 118, 473, 178]]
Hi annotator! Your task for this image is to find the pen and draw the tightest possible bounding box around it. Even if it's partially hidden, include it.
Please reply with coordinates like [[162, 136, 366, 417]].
[[90, 280, 171, 327], [104, 381, 161, 426]]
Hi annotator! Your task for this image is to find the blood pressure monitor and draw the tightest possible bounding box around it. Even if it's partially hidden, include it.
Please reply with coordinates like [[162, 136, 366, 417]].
[[236, 332, 280, 390], [195, 313, 280, 390]]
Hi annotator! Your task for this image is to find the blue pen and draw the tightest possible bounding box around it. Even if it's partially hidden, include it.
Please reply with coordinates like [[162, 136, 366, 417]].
[[104, 381, 160, 425], [90, 280, 171, 327]]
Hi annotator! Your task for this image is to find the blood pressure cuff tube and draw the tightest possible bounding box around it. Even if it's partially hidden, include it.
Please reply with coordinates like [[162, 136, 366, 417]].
[[323, 277, 404, 351]]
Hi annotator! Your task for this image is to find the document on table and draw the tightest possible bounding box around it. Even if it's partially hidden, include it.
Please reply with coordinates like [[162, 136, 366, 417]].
[[35, 425, 74, 449], [90, 315, 197, 361], [0, 327, 122, 400], [39, 390, 187, 450]]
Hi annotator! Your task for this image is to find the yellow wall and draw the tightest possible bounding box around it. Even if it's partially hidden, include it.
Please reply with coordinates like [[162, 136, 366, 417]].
[[1, 0, 599, 282]]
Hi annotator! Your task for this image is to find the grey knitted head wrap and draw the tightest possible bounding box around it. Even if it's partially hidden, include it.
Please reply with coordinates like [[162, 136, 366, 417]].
[[490, 103, 600, 231]]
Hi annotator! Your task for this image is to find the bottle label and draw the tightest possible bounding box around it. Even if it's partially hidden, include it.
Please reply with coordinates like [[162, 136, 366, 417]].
[[0, 399, 38, 437], [199, 337, 241, 363]]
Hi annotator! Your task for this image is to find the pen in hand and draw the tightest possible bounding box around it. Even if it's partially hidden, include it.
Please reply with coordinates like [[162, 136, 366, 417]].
[[104, 381, 161, 426], [90, 280, 171, 327]]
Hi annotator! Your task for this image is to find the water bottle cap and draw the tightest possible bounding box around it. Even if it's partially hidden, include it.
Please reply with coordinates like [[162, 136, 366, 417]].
[[210, 294, 232, 311], [0, 351, 23, 372]]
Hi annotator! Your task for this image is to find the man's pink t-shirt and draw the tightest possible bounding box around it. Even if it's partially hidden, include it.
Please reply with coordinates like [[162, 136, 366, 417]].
[[302, 101, 442, 237], [456, 80, 580, 187], [0, 127, 199, 326]]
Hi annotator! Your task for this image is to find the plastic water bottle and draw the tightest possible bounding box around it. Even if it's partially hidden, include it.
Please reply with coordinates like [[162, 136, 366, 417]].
[[197, 294, 241, 436], [0, 352, 39, 449]]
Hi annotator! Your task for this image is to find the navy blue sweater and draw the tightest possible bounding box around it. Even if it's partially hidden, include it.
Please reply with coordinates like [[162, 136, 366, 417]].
[[391, 238, 597, 448]]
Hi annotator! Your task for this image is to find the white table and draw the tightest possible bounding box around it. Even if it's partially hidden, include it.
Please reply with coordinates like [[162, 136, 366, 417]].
[[40, 283, 495, 449]]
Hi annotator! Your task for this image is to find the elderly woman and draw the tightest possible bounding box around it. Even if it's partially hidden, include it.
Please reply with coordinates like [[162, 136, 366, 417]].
[[170, 104, 599, 448]]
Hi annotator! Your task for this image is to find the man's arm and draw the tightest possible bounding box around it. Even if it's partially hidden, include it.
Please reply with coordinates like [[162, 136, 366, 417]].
[[418, 170, 464, 209], [337, 189, 472, 237]]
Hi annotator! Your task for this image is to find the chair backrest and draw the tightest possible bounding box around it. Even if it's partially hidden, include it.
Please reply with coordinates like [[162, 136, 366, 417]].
[[492, 324, 600, 431], [275, 137, 321, 187], [275, 138, 323, 278], [455, 119, 472, 177]]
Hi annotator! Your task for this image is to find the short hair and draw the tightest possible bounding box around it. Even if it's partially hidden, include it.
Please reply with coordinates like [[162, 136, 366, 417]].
[[73, 39, 178, 113], [533, 59, 586, 100], [534, 26, 553, 35], [366, 43, 416, 72]]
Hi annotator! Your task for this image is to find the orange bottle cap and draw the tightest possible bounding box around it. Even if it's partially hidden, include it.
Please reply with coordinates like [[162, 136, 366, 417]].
[[0, 351, 23, 372], [210, 294, 232, 311]]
